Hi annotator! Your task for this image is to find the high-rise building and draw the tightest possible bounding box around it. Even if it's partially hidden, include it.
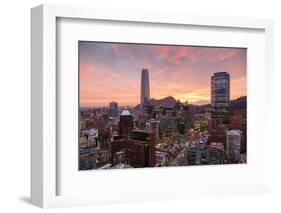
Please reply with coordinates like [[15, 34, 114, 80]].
[[143, 103, 155, 120], [110, 129, 156, 168], [79, 136, 97, 170], [159, 117, 177, 132], [148, 119, 160, 142], [211, 72, 230, 120], [140, 68, 150, 106], [118, 107, 134, 137], [159, 108, 178, 133], [79, 146, 97, 170], [226, 130, 241, 163], [110, 135, 125, 165], [182, 104, 190, 129], [126, 130, 156, 167], [108, 101, 118, 117]]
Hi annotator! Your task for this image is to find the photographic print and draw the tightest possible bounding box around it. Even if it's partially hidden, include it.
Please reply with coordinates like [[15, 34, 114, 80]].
[[79, 41, 247, 170]]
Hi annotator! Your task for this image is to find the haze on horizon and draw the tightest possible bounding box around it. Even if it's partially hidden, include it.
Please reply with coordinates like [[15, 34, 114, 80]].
[[79, 42, 247, 108]]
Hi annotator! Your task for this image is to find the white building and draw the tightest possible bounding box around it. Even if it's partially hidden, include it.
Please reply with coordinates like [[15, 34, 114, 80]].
[[226, 130, 241, 163], [88, 128, 99, 147]]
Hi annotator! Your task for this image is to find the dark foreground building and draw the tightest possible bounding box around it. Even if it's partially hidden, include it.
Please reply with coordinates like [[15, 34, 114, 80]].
[[118, 108, 134, 137], [110, 108, 156, 168], [110, 129, 156, 168], [79, 146, 97, 170], [126, 130, 156, 167]]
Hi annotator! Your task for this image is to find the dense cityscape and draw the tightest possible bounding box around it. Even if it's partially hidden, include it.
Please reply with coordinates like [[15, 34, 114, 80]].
[[79, 69, 247, 170]]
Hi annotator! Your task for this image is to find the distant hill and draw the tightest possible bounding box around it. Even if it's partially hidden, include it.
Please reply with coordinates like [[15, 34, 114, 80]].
[[134, 96, 177, 109], [230, 96, 247, 112], [135, 96, 246, 113], [149, 96, 177, 108], [196, 96, 247, 113]]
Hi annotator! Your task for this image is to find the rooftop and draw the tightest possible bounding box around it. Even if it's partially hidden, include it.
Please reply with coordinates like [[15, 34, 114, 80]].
[[120, 107, 131, 116], [213, 71, 229, 75], [227, 130, 242, 136], [209, 142, 224, 149], [131, 129, 153, 133]]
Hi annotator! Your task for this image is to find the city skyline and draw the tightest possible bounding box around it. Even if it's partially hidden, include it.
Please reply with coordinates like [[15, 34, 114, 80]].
[[79, 42, 246, 107], [79, 42, 247, 170]]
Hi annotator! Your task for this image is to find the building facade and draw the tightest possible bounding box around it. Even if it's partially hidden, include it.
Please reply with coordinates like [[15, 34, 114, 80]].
[[108, 101, 118, 117], [211, 72, 230, 121], [118, 108, 134, 137], [79, 136, 97, 170], [226, 130, 241, 163], [127, 130, 156, 167], [208, 142, 225, 164], [148, 118, 160, 142]]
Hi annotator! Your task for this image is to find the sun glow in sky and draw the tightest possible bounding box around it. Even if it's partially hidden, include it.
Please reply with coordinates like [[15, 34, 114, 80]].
[[79, 42, 246, 107]]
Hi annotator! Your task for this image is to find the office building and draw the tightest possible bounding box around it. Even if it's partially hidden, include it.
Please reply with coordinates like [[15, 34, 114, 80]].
[[208, 142, 225, 164], [110, 135, 125, 164], [226, 130, 241, 163], [148, 118, 160, 142], [126, 130, 156, 168], [211, 72, 230, 120], [108, 101, 118, 117], [187, 143, 207, 165], [119, 107, 134, 137], [79, 146, 97, 170]]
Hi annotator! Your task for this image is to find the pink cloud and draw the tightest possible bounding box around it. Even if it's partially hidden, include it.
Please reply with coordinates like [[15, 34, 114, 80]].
[[79, 43, 246, 107]]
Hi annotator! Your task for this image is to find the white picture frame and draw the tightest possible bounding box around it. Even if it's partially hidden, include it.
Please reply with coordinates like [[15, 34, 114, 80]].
[[31, 4, 274, 208]]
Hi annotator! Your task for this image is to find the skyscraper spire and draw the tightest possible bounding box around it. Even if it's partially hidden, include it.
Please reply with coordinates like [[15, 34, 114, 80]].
[[140, 68, 150, 106]]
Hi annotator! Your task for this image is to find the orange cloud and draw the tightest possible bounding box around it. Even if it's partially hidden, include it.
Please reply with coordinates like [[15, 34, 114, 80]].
[[79, 42, 246, 107]]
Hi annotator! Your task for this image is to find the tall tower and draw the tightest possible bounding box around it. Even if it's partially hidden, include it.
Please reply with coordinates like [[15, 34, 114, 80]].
[[140, 68, 150, 106], [211, 72, 230, 120]]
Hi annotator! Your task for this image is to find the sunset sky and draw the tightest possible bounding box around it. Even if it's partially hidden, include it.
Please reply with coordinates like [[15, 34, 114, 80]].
[[79, 42, 246, 107]]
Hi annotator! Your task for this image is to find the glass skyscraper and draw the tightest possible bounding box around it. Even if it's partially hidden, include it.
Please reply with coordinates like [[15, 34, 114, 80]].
[[140, 68, 150, 106], [211, 72, 230, 120]]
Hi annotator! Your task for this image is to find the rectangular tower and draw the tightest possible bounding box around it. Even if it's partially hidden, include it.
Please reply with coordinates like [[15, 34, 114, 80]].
[[226, 130, 241, 163], [211, 72, 230, 120], [125, 129, 156, 168]]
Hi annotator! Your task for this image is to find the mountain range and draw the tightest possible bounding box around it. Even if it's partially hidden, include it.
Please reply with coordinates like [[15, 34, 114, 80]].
[[135, 96, 247, 113]]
